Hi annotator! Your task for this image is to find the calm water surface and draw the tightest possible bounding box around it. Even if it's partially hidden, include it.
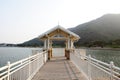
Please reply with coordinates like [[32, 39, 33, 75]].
[[0, 47, 41, 67], [86, 49, 120, 67], [0, 47, 120, 68]]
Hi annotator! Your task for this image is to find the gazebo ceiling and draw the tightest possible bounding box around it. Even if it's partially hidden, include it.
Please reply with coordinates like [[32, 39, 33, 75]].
[[38, 25, 80, 41]]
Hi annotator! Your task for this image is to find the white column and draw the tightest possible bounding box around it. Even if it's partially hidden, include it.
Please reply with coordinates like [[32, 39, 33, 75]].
[[71, 40, 73, 49], [50, 40, 52, 48], [44, 39, 46, 49], [49, 40, 52, 48], [65, 41, 68, 49], [47, 38, 49, 49], [68, 38, 70, 49]]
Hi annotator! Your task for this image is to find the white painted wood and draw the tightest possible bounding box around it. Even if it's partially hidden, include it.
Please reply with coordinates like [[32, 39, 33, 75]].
[[44, 39, 46, 49], [47, 39, 49, 49], [28, 55, 31, 80], [67, 38, 70, 49], [71, 40, 74, 49], [65, 41, 68, 49], [49, 40, 52, 48], [7, 61, 10, 80], [0, 51, 48, 80], [38, 25, 80, 41], [71, 50, 120, 80]]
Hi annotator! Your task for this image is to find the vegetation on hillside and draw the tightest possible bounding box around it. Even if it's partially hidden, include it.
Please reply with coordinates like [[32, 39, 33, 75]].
[[17, 14, 120, 48], [78, 39, 120, 48]]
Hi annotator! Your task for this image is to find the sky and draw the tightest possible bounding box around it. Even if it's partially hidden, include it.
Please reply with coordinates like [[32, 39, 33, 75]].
[[0, 0, 120, 44]]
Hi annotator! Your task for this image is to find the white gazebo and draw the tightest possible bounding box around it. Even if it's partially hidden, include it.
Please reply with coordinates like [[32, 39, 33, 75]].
[[38, 25, 80, 60]]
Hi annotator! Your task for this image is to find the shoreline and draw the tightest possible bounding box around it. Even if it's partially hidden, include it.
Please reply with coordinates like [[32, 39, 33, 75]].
[[79, 47, 120, 51]]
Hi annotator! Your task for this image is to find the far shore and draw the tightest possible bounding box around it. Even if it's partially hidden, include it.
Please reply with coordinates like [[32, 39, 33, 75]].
[[1, 46, 120, 51], [78, 47, 120, 51]]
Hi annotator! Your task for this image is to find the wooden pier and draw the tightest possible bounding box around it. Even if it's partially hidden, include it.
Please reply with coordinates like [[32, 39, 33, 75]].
[[32, 57, 87, 80], [1, 26, 120, 80]]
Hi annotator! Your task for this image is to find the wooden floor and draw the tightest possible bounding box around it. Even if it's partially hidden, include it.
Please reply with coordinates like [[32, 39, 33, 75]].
[[32, 57, 87, 80]]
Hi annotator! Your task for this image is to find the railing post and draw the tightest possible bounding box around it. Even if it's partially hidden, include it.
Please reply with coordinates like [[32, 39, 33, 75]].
[[43, 52, 45, 64], [45, 52, 47, 62], [28, 55, 31, 79], [88, 55, 92, 80], [7, 61, 10, 80], [110, 61, 114, 80], [20, 61, 23, 80], [37, 54, 39, 70]]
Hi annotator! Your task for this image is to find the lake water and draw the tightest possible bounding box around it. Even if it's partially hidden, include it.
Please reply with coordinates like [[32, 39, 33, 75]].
[[0, 47, 42, 67], [0, 47, 120, 68], [86, 49, 120, 67]]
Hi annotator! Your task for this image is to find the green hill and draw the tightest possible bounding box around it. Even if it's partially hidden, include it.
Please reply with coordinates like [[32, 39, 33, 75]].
[[17, 38, 43, 47], [19, 14, 120, 47], [69, 14, 120, 47]]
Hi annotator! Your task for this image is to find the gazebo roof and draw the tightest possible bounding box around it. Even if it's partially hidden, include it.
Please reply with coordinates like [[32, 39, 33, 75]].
[[38, 25, 80, 41]]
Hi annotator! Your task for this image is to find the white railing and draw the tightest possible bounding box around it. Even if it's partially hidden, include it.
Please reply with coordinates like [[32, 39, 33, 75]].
[[0, 50, 48, 80], [70, 49, 120, 80]]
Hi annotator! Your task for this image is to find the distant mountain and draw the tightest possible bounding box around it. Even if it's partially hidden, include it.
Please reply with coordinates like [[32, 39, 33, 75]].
[[69, 14, 120, 45], [18, 38, 43, 47], [0, 43, 16, 47], [23, 38, 42, 45], [21, 14, 120, 47]]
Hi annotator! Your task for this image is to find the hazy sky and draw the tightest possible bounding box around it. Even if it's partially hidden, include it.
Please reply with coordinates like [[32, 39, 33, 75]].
[[0, 0, 120, 44]]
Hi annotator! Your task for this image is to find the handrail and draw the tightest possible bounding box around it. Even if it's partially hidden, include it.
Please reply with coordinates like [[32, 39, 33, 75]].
[[71, 49, 120, 80], [0, 50, 48, 80]]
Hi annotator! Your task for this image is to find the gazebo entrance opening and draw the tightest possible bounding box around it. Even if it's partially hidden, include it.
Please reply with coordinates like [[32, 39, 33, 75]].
[[38, 25, 80, 60], [52, 48, 64, 57], [52, 40, 65, 57]]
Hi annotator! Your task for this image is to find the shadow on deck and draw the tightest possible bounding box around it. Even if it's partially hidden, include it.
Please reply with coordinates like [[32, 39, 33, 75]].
[[32, 56, 87, 80]]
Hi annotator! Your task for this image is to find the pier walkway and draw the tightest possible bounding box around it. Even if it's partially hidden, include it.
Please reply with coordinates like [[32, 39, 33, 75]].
[[32, 57, 87, 80], [1, 49, 120, 80]]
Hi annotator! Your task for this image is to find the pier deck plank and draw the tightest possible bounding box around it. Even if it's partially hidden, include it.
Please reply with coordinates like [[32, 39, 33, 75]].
[[32, 57, 87, 80]]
